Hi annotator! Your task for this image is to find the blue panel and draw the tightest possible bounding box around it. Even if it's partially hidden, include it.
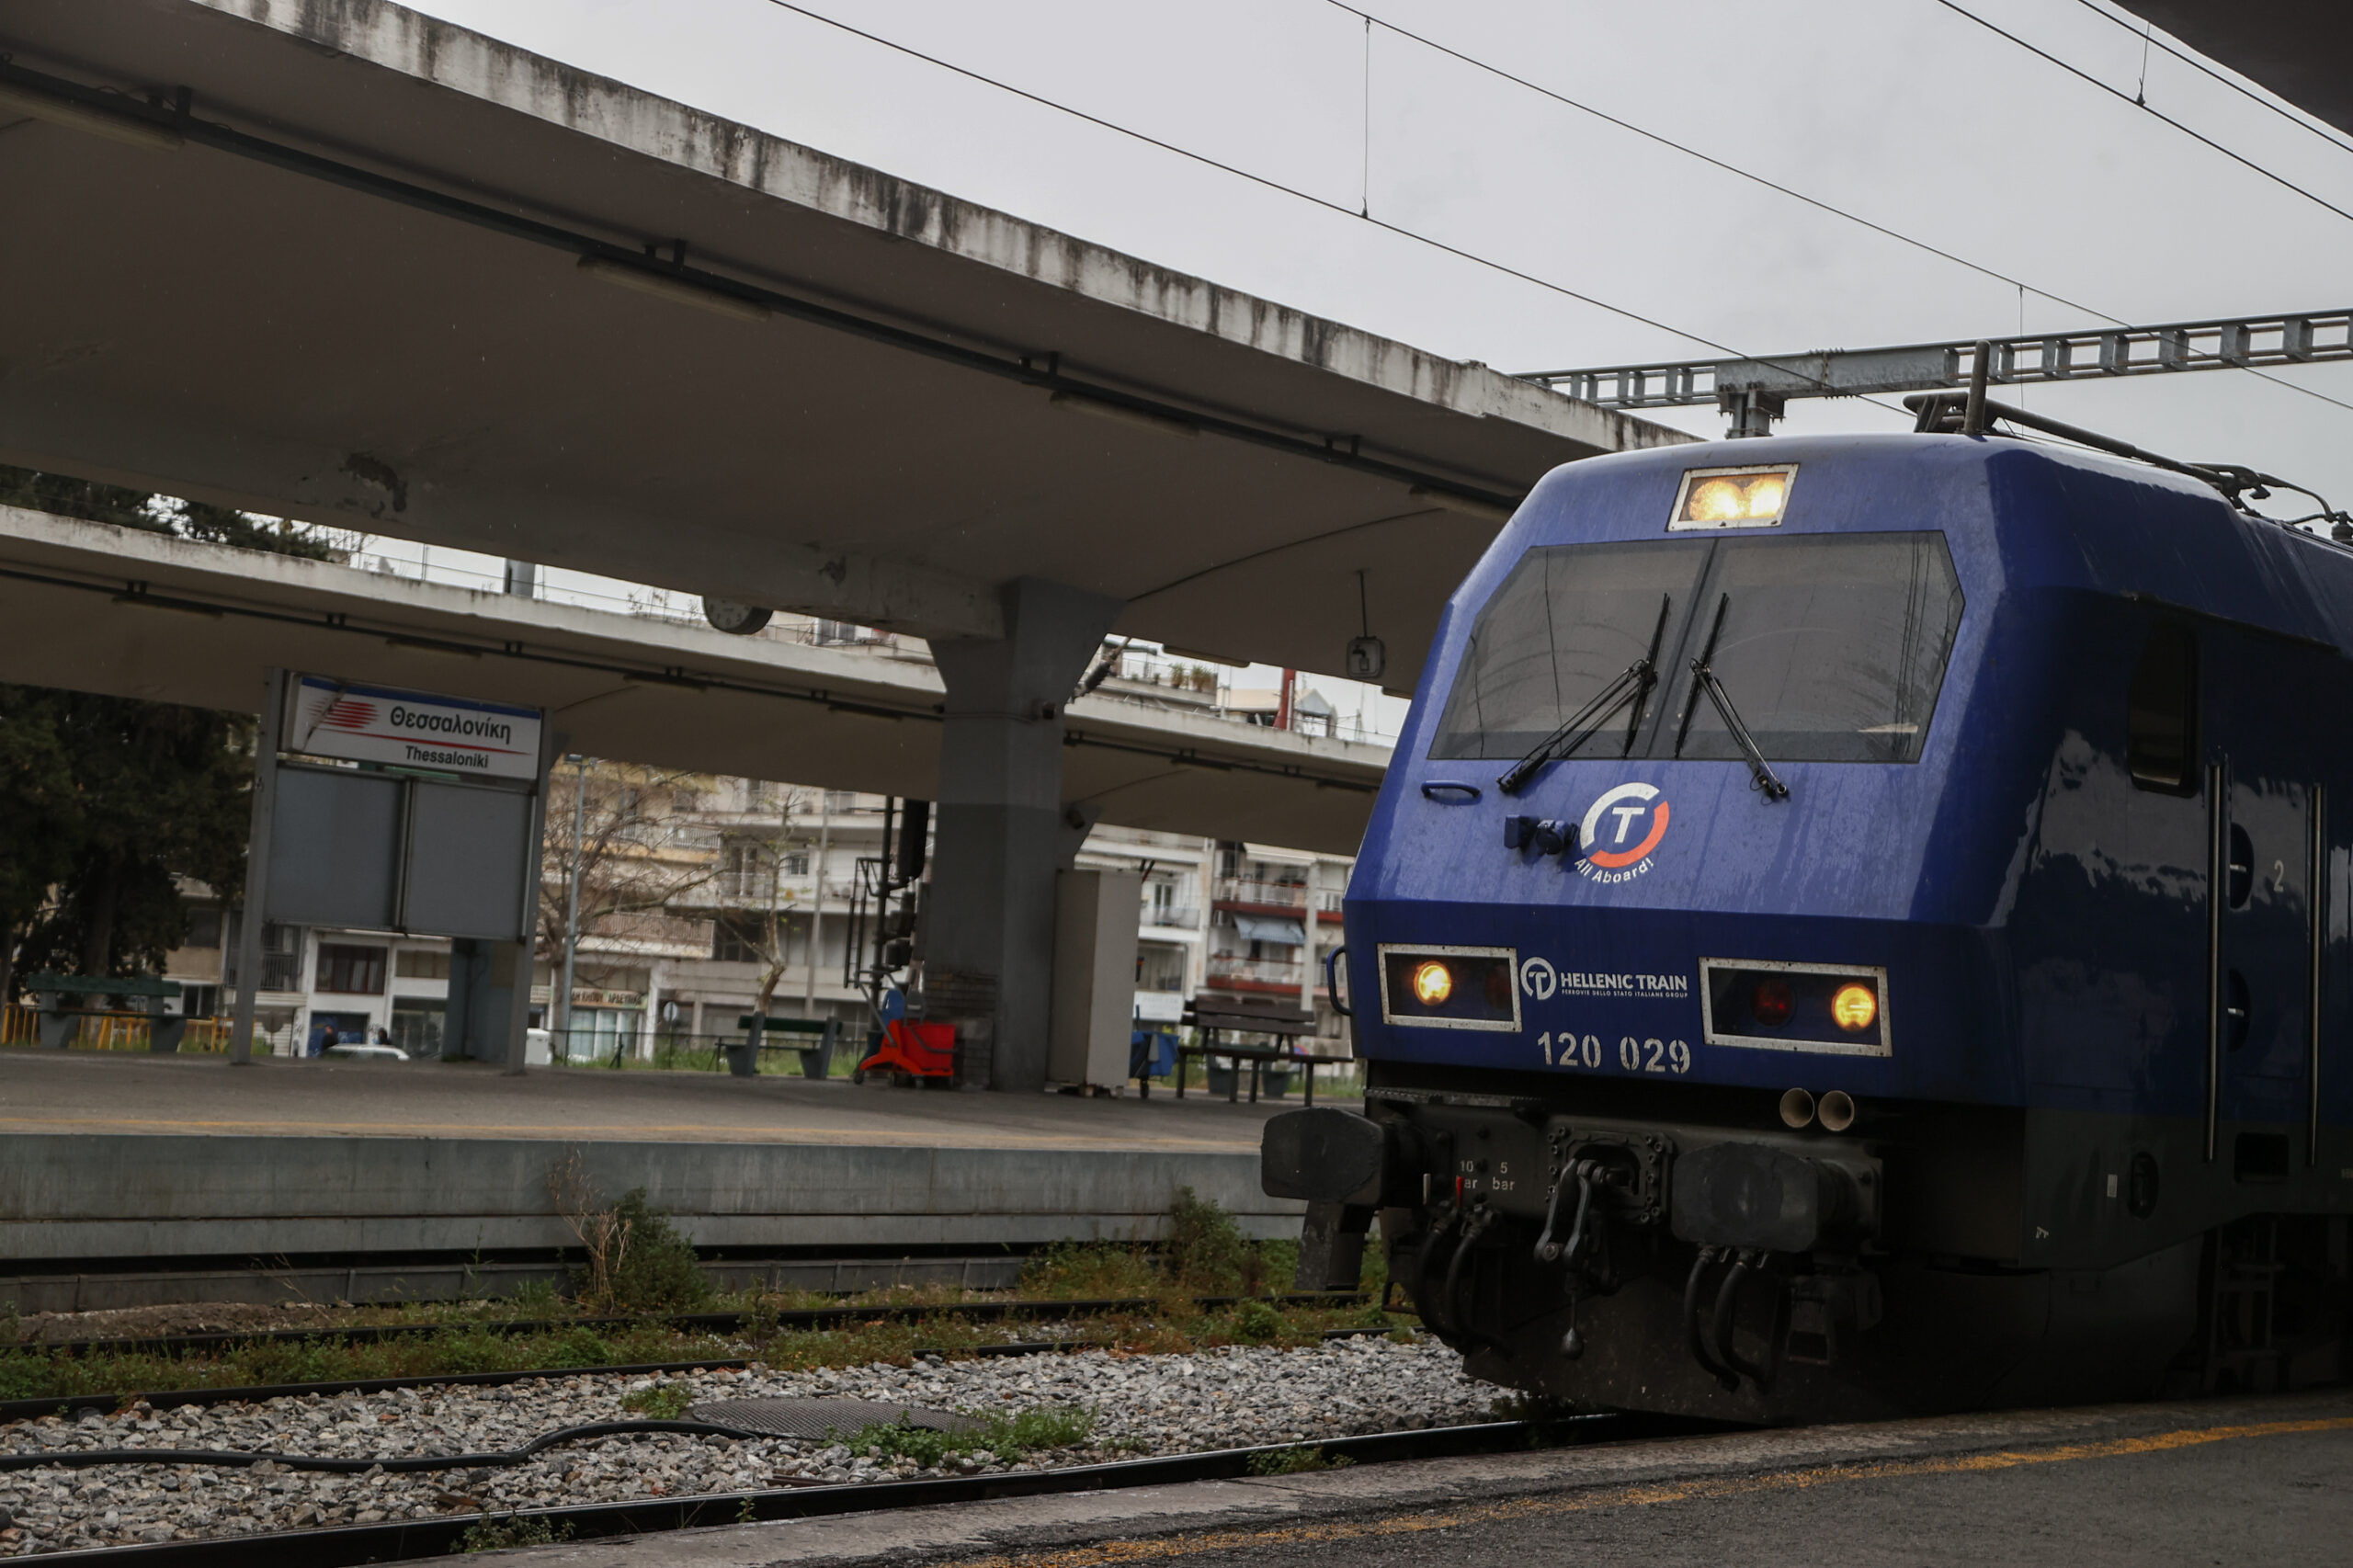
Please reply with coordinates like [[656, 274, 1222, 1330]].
[[1350, 430, 2353, 1138]]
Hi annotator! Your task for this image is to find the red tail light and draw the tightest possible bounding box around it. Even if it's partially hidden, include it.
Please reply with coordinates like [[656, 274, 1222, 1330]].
[[1752, 977, 1794, 1026]]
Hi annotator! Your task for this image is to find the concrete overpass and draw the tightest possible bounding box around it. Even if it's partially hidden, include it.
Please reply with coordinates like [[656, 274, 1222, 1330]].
[[0, 504, 1386, 856], [0, 0, 1682, 1087], [2115, 4, 2353, 138]]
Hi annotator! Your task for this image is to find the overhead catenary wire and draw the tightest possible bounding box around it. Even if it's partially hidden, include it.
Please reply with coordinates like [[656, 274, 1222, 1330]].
[[1327, 3, 2353, 420], [2062, 0, 2353, 159], [766, 0, 2353, 427], [1926, 0, 2353, 229], [756, 0, 1916, 427]]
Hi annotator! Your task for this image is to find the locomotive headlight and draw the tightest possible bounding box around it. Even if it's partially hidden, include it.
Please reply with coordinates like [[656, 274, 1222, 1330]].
[[1831, 983, 1878, 1032], [1686, 478, 1747, 522], [1671, 464, 1798, 530], [1412, 960, 1454, 1006]]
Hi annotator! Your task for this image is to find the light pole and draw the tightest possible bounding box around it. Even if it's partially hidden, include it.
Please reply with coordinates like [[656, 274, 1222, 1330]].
[[558, 754, 587, 1059], [801, 790, 832, 1016]]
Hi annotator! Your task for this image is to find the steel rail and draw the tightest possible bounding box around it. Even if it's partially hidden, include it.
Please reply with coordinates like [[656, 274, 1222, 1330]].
[[12, 1292, 1366, 1363], [16, 1413, 1673, 1566]]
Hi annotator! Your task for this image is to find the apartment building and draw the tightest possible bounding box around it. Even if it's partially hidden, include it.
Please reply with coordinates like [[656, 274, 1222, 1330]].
[[162, 631, 1359, 1059]]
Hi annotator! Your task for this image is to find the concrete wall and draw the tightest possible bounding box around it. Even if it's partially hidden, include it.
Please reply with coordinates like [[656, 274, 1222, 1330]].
[[0, 1133, 1300, 1265]]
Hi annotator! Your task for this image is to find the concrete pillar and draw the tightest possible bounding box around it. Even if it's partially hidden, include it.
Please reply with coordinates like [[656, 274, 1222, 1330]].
[[925, 577, 1121, 1092]]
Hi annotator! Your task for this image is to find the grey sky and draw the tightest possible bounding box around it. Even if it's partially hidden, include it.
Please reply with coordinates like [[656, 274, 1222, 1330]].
[[415, 0, 2353, 509]]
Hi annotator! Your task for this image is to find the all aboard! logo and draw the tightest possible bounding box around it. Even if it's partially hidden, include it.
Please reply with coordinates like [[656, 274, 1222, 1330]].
[[1577, 782, 1669, 884]]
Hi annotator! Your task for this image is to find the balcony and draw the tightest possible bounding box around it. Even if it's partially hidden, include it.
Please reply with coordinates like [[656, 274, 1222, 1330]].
[[1215, 877, 1306, 911], [1205, 953, 1304, 994], [1214, 879, 1343, 924], [1143, 903, 1201, 930]]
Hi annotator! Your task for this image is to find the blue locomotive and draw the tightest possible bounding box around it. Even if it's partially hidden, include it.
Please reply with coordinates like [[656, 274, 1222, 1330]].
[[1265, 418, 2353, 1421]]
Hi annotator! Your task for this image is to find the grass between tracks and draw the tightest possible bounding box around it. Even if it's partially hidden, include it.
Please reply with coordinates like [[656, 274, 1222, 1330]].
[[0, 1191, 1404, 1411]]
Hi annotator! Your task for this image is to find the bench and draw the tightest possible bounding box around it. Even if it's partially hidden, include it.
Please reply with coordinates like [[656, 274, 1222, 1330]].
[[23, 972, 187, 1052], [731, 1014, 842, 1079], [1176, 1001, 1326, 1106]]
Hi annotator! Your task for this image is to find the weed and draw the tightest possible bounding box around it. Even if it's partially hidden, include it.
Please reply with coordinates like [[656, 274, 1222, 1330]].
[[506, 1277, 565, 1317], [620, 1382, 694, 1420], [1245, 1445, 1354, 1475], [1018, 1238, 1157, 1300], [849, 1403, 1095, 1467], [547, 1153, 712, 1314], [1227, 1299, 1285, 1344], [1256, 1237, 1300, 1294], [460, 1513, 573, 1551], [602, 1190, 712, 1312], [1165, 1187, 1253, 1294]]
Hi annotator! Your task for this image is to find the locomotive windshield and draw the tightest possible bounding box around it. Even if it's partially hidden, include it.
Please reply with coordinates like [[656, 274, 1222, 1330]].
[[1429, 531, 1963, 766]]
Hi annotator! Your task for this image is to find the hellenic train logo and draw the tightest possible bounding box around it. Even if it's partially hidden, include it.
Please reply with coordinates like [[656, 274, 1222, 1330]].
[[1577, 783, 1669, 883]]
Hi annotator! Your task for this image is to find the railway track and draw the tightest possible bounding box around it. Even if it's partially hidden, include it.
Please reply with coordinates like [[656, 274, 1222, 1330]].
[[0, 1326, 1398, 1426], [8, 1292, 1367, 1363], [18, 1411, 1672, 1566]]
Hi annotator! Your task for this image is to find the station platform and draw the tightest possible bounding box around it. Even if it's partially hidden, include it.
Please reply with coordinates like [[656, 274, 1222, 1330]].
[[533, 1386, 2353, 1567], [0, 1051, 1324, 1312]]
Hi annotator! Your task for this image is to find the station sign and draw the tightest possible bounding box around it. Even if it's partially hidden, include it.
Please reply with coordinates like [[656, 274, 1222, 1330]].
[[282, 674, 544, 781]]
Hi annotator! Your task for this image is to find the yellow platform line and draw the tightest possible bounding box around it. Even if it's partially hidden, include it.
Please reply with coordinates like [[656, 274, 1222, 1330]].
[[0, 1114, 1256, 1152], [942, 1415, 2353, 1567]]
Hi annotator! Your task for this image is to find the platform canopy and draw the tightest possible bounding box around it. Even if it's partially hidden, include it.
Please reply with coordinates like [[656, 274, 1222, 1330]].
[[2115, 3, 2353, 138], [0, 0, 1681, 696], [0, 505, 1389, 856]]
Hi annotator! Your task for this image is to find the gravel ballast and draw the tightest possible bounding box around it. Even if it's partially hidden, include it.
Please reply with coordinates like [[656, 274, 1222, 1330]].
[[0, 1336, 1496, 1552]]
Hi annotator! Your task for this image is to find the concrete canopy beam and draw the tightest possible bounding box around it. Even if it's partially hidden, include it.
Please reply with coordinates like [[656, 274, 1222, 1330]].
[[0, 504, 1388, 854], [0, 0, 1687, 693], [926, 579, 1126, 1093]]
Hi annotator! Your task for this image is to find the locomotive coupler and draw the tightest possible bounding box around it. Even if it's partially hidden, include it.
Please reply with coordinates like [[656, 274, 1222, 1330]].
[[1533, 1159, 1604, 1267]]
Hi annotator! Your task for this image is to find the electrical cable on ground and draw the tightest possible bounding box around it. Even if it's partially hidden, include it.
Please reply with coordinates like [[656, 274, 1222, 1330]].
[[0, 1419, 770, 1476]]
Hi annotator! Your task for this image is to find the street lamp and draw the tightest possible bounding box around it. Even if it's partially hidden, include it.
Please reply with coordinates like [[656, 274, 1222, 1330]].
[[558, 754, 587, 1058]]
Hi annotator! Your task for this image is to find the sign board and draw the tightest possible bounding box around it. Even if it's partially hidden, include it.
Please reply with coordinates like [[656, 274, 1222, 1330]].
[[284, 675, 543, 780]]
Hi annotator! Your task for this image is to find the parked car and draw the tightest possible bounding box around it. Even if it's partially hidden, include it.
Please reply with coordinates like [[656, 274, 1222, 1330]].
[[324, 1042, 410, 1062]]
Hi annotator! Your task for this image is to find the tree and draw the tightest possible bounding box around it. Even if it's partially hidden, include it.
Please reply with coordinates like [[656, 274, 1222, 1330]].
[[0, 690, 254, 994], [716, 789, 817, 1023], [539, 763, 718, 1037], [0, 464, 343, 559], [0, 464, 348, 996]]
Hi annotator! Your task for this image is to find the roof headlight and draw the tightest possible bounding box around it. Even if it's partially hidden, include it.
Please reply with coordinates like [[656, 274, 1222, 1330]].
[[1671, 464, 1797, 530]]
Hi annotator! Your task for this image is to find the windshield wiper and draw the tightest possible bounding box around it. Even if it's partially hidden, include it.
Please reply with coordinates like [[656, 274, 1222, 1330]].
[[1674, 593, 1789, 801], [1497, 595, 1670, 796]]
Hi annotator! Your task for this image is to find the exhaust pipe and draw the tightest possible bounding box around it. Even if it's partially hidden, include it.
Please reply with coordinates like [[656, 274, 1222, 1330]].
[[1817, 1090, 1857, 1133], [1779, 1087, 1816, 1130]]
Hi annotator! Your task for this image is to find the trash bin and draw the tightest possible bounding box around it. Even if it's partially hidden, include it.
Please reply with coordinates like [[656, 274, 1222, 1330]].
[[1129, 1029, 1176, 1082]]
